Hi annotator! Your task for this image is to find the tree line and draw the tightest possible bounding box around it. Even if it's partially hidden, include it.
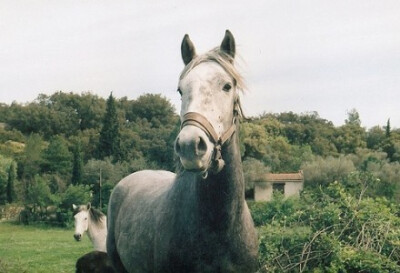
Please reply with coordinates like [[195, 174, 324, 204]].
[[0, 91, 399, 220], [0, 91, 179, 223]]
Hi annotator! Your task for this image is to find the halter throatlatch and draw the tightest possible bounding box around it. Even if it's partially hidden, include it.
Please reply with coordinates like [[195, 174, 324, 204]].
[[180, 101, 239, 175]]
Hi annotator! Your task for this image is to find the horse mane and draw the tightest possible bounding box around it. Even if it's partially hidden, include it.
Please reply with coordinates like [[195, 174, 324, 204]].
[[73, 205, 87, 216], [73, 204, 106, 227], [179, 47, 246, 92], [89, 207, 106, 226]]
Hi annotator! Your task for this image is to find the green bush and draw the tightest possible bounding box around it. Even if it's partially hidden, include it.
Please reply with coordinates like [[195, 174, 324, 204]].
[[248, 193, 300, 227], [59, 184, 91, 211], [57, 184, 92, 227], [332, 247, 400, 273], [258, 224, 312, 272], [254, 182, 400, 272]]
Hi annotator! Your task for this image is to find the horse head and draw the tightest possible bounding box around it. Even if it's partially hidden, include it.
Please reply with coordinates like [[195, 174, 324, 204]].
[[175, 30, 243, 176], [73, 203, 91, 241]]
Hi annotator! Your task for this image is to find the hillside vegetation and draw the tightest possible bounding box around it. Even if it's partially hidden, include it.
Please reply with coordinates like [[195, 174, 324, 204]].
[[0, 91, 400, 271]]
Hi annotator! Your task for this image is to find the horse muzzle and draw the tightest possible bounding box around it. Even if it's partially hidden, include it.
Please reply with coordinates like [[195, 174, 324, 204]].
[[175, 125, 213, 172], [74, 233, 82, 241]]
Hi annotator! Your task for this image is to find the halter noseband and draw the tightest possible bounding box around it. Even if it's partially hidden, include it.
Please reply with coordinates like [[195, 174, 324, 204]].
[[180, 99, 240, 174]]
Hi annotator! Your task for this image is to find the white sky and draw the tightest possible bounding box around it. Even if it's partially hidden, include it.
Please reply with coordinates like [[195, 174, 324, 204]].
[[1, 0, 399, 128]]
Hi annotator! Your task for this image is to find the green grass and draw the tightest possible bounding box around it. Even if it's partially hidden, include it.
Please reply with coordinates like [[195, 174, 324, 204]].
[[0, 221, 92, 273]]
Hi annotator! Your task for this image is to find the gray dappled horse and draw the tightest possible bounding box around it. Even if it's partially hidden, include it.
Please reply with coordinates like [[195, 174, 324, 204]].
[[107, 30, 259, 273]]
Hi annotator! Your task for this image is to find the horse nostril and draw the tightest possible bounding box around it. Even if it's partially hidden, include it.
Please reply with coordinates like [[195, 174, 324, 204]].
[[175, 131, 208, 159], [196, 136, 207, 156], [174, 137, 181, 154]]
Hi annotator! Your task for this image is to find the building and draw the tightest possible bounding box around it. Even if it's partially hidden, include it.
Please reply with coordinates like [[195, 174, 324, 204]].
[[254, 171, 304, 201]]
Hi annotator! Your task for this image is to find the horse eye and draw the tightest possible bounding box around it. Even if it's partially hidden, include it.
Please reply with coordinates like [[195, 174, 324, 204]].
[[223, 83, 232, 92], [177, 88, 182, 96]]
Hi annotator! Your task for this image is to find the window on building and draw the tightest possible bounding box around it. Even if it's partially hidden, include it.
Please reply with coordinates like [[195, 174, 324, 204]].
[[273, 183, 285, 194]]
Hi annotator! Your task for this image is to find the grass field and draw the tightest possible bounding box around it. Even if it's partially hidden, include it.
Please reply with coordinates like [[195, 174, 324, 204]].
[[0, 221, 92, 273]]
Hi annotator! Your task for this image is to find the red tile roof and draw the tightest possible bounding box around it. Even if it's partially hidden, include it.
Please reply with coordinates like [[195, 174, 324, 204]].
[[261, 171, 304, 183]]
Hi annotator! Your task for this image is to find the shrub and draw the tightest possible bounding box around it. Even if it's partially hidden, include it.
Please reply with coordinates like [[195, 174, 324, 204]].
[[255, 182, 400, 272], [57, 184, 92, 227], [301, 155, 356, 188], [248, 194, 300, 227]]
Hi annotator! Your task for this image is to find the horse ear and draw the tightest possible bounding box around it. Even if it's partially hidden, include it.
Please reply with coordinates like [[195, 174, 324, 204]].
[[87, 202, 91, 210], [220, 30, 235, 60], [181, 34, 196, 65], [72, 204, 77, 210]]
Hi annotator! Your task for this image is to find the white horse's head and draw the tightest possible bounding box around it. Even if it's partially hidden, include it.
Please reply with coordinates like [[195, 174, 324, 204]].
[[175, 30, 244, 175], [73, 203, 90, 241]]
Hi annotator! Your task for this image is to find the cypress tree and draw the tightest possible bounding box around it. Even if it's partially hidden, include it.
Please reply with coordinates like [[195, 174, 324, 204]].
[[6, 163, 16, 203], [383, 118, 395, 161], [385, 118, 391, 138], [98, 93, 121, 161]]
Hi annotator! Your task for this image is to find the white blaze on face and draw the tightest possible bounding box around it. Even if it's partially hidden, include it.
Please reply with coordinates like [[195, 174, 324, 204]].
[[180, 62, 236, 133], [74, 210, 89, 240], [177, 61, 237, 171]]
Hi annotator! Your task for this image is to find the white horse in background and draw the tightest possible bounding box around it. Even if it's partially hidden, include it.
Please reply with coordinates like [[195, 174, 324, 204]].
[[73, 203, 107, 252]]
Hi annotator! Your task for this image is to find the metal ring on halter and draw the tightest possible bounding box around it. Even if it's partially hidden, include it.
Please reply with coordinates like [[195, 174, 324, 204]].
[[180, 109, 237, 174]]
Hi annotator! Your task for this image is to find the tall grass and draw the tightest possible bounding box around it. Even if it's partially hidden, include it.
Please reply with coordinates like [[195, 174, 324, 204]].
[[0, 221, 92, 273]]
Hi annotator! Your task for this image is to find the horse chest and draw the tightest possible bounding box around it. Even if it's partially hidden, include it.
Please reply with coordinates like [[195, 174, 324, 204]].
[[157, 225, 252, 273], [160, 249, 248, 273]]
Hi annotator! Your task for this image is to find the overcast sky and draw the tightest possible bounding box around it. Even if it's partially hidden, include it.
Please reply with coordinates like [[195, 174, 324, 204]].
[[1, 0, 399, 128]]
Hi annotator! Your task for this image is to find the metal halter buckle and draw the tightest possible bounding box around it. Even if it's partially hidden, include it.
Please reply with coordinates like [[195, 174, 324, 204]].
[[180, 111, 236, 174]]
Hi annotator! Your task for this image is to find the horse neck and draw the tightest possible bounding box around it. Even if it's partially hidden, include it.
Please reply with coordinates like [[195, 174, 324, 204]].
[[197, 127, 245, 229], [87, 215, 107, 252]]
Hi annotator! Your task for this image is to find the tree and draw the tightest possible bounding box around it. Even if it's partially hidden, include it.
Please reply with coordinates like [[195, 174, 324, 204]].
[[383, 137, 396, 162], [128, 118, 178, 171], [240, 122, 269, 159], [334, 124, 366, 154], [301, 155, 356, 188], [385, 118, 391, 138], [258, 111, 338, 157], [242, 157, 270, 193], [121, 94, 179, 169], [6, 162, 17, 203], [367, 126, 385, 150], [124, 93, 177, 128], [25, 175, 59, 217], [41, 135, 72, 176], [83, 158, 130, 210], [59, 184, 92, 211], [48, 91, 106, 131], [18, 133, 44, 180], [97, 93, 121, 161], [0, 103, 8, 122], [0, 155, 14, 204], [382, 118, 400, 162], [345, 108, 361, 126], [71, 141, 83, 185]]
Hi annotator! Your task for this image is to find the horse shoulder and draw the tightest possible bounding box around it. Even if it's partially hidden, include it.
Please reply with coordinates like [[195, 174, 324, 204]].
[[109, 170, 175, 222], [108, 170, 176, 272], [114, 170, 175, 191]]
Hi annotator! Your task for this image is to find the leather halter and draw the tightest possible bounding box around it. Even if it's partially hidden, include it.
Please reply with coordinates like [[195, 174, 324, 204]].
[[180, 99, 240, 174]]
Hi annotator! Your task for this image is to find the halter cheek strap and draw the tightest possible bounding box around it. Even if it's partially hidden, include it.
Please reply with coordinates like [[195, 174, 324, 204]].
[[181, 110, 237, 174]]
